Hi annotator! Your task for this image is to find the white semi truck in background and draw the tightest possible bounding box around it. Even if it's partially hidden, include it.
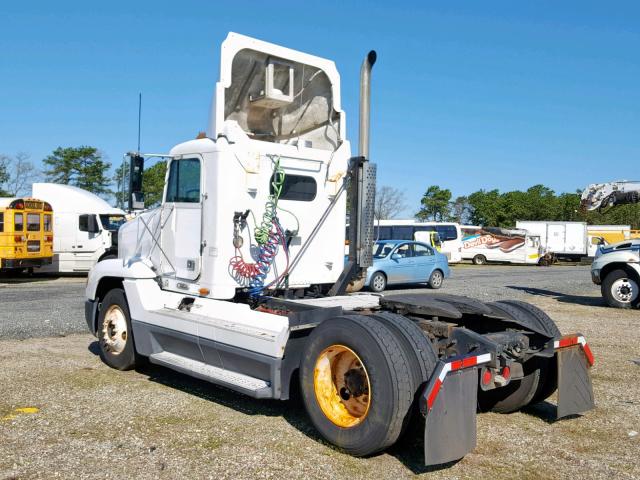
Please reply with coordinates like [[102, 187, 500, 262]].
[[84, 33, 594, 466], [32, 183, 126, 273], [581, 181, 640, 309]]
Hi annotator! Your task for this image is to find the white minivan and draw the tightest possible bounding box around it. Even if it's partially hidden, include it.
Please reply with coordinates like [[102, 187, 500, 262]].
[[32, 183, 127, 273]]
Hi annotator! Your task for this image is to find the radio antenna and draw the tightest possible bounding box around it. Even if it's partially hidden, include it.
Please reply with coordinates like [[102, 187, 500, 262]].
[[137, 92, 142, 152]]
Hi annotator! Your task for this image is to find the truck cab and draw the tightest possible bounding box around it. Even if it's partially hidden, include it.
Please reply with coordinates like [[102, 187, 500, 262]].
[[33, 183, 126, 273], [591, 238, 640, 308]]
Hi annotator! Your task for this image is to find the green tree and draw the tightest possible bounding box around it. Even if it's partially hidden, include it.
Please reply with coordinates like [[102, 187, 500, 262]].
[[113, 161, 130, 209], [43, 146, 111, 196], [142, 160, 167, 207], [467, 189, 501, 226], [416, 185, 452, 221]]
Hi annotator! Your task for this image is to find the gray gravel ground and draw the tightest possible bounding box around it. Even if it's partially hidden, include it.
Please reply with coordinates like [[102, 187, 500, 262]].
[[0, 264, 602, 340], [0, 275, 86, 339], [1, 265, 638, 479]]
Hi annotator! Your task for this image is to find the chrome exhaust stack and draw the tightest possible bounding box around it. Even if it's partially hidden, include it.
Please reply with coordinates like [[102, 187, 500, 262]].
[[359, 50, 377, 159], [329, 50, 377, 296]]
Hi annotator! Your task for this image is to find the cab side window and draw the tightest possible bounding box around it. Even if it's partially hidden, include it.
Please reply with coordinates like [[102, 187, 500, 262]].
[[165, 158, 201, 203], [79, 215, 88, 232]]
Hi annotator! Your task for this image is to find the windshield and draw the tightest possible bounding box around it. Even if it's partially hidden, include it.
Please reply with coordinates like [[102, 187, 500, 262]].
[[100, 214, 126, 232], [373, 242, 397, 259]]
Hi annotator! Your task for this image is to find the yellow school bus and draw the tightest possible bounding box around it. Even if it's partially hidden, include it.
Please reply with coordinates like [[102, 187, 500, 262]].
[[0, 197, 54, 271]]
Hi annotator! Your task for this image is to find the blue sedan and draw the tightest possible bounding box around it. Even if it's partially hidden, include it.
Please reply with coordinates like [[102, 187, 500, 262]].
[[365, 240, 450, 292]]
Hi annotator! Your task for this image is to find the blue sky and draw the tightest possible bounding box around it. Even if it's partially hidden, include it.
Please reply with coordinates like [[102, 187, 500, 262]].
[[1, 1, 638, 215]]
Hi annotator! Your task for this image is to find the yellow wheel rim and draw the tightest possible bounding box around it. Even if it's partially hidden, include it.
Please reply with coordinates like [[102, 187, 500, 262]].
[[313, 345, 371, 428]]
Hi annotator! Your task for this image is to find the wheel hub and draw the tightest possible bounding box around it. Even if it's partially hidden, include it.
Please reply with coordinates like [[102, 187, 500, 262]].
[[313, 345, 371, 428], [612, 278, 638, 303], [101, 305, 128, 355]]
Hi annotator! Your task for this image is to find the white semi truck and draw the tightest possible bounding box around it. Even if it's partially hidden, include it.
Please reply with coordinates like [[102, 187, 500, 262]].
[[32, 183, 126, 273], [85, 33, 595, 466], [581, 181, 640, 308]]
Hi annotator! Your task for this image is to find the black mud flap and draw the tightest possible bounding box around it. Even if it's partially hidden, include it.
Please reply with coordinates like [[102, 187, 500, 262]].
[[424, 368, 478, 466], [556, 345, 595, 418]]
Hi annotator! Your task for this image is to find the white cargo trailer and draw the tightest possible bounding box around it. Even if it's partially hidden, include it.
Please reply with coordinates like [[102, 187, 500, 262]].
[[516, 221, 587, 260], [32, 183, 126, 273]]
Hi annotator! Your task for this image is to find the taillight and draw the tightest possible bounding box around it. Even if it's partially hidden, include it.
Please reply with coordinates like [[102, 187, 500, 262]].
[[14, 235, 25, 242], [45, 235, 53, 242]]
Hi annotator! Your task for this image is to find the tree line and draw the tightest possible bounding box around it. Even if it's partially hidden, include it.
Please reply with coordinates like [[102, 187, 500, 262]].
[[415, 184, 640, 229], [3, 146, 638, 228], [0, 146, 167, 208]]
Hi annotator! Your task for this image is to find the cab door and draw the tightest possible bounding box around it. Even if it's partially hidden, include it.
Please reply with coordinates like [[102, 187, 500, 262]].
[[75, 214, 104, 270], [160, 156, 203, 281]]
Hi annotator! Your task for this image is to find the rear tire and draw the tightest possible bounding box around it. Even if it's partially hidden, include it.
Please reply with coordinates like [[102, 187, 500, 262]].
[[601, 269, 640, 309], [300, 315, 415, 456], [477, 361, 541, 413], [472, 255, 487, 265], [479, 300, 562, 412], [369, 272, 387, 293], [368, 312, 438, 437], [97, 288, 136, 371], [428, 269, 444, 289]]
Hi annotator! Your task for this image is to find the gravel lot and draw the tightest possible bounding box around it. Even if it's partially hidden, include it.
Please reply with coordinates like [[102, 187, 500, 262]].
[[1, 265, 639, 479]]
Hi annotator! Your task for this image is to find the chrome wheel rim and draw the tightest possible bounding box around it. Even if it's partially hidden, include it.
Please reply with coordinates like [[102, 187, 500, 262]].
[[431, 271, 442, 287], [101, 305, 128, 354], [611, 278, 638, 304]]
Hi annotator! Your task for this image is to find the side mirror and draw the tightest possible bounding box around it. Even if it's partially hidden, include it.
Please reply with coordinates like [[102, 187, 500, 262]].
[[391, 253, 401, 260], [80, 214, 101, 233], [129, 154, 145, 211], [131, 191, 145, 210]]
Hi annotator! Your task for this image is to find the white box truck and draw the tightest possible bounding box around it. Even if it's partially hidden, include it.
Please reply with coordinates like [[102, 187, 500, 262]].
[[516, 221, 587, 261], [32, 183, 126, 273]]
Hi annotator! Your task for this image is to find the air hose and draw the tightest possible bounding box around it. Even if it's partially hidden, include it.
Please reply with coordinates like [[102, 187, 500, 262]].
[[229, 157, 290, 298]]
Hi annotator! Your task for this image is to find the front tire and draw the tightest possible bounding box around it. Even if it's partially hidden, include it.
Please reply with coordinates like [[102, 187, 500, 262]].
[[97, 288, 136, 371], [369, 272, 387, 293], [300, 315, 415, 456], [601, 269, 639, 309]]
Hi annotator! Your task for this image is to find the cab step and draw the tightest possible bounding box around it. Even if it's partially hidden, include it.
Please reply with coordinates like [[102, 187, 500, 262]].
[[148, 351, 272, 398]]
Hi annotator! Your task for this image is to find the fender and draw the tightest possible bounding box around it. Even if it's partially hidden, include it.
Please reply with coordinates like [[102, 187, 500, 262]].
[[85, 258, 157, 301]]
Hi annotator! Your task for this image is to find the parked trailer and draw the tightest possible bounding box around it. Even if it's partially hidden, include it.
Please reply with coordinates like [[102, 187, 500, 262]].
[[516, 221, 588, 261], [85, 33, 594, 467], [461, 227, 545, 265], [32, 183, 126, 273]]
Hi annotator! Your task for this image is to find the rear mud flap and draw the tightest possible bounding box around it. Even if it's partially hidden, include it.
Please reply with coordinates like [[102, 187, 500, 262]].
[[556, 345, 595, 418], [424, 368, 478, 466]]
